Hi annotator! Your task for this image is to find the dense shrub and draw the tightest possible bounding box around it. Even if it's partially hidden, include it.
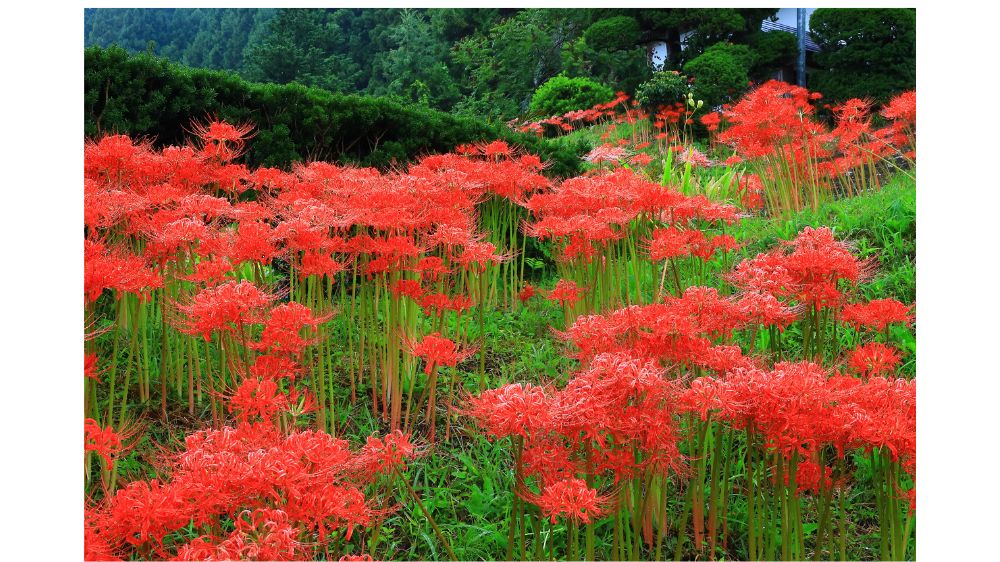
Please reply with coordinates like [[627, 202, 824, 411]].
[[582, 16, 641, 53], [683, 42, 752, 108], [84, 46, 584, 176], [810, 8, 916, 102], [745, 30, 798, 79], [634, 71, 690, 109], [528, 74, 615, 117]]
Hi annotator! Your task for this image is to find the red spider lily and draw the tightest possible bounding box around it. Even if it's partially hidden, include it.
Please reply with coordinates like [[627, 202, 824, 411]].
[[253, 302, 335, 355], [339, 555, 376, 562], [404, 333, 474, 374], [730, 227, 874, 310], [85, 418, 123, 466], [174, 508, 305, 561], [518, 283, 537, 304], [229, 377, 292, 424], [646, 227, 695, 262], [525, 478, 611, 524], [775, 459, 836, 496], [466, 383, 554, 439], [93, 423, 411, 555], [881, 91, 916, 124], [85, 353, 101, 382], [841, 298, 914, 332], [356, 430, 418, 474], [84, 239, 163, 303], [390, 279, 425, 302], [700, 112, 722, 132], [247, 354, 302, 381], [412, 256, 451, 281], [677, 147, 712, 168], [584, 144, 629, 165], [183, 257, 234, 286], [548, 279, 584, 307], [848, 342, 903, 378], [174, 280, 276, 342]]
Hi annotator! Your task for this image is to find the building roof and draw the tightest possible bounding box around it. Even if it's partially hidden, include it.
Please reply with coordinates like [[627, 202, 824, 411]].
[[761, 19, 821, 53]]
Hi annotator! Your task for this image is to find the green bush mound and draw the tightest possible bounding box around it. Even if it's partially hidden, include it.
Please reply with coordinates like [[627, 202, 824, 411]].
[[528, 74, 615, 118], [85, 46, 585, 176], [582, 16, 641, 53], [683, 42, 753, 108], [634, 71, 690, 109]]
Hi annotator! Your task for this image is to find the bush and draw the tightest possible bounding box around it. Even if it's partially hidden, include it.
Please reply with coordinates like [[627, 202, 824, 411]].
[[683, 42, 752, 108], [84, 46, 585, 176], [634, 71, 690, 109], [528, 74, 615, 117], [583, 16, 641, 53], [810, 8, 916, 102]]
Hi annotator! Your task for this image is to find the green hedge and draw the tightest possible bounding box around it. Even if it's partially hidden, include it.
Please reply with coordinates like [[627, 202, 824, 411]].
[[85, 46, 584, 176]]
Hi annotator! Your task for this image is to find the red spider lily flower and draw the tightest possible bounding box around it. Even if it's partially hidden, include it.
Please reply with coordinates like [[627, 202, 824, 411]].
[[584, 144, 628, 165], [247, 355, 302, 381], [85, 504, 121, 561], [447, 294, 475, 315], [518, 283, 537, 304], [466, 383, 554, 439], [527, 478, 611, 524], [737, 291, 798, 331], [356, 430, 418, 474], [548, 279, 584, 307], [85, 353, 101, 382], [417, 292, 451, 316], [390, 279, 425, 301], [85, 418, 123, 466], [646, 227, 694, 262], [84, 239, 163, 303], [700, 112, 722, 132], [774, 458, 836, 496], [841, 298, 914, 332], [183, 257, 234, 286], [175, 508, 305, 561], [881, 91, 916, 124], [848, 342, 902, 378], [630, 152, 653, 167], [413, 256, 451, 281], [253, 302, 334, 356], [190, 119, 255, 146], [521, 435, 580, 488], [298, 250, 346, 280], [231, 221, 281, 265], [229, 377, 291, 424], [678, 147, 711, 168], [404, 333, 474, 374], [454, 241, 509, 272], [175, 280, 276, 342]]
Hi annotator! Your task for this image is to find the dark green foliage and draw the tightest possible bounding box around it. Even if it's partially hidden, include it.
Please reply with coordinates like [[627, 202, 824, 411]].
[[809, 8, 916, 102], [583, 16, 641, 52], [745, 30, 798, 80], [85, 46, 584, 176], [367, 10, 461, 110], [634, 71, 690, 109], [528, 75, 615, 118], [84, 8, 276, 70], [241, 9, 362, 92], [683, 42, 752, 108], [452, 10, 591, 120]]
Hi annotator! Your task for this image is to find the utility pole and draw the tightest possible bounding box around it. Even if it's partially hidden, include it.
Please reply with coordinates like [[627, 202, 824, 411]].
[[797, 8, 807, 87]]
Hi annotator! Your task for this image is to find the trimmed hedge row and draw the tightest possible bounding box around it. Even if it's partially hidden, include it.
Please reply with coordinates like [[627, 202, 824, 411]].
[[85, 46, 586, 176]]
